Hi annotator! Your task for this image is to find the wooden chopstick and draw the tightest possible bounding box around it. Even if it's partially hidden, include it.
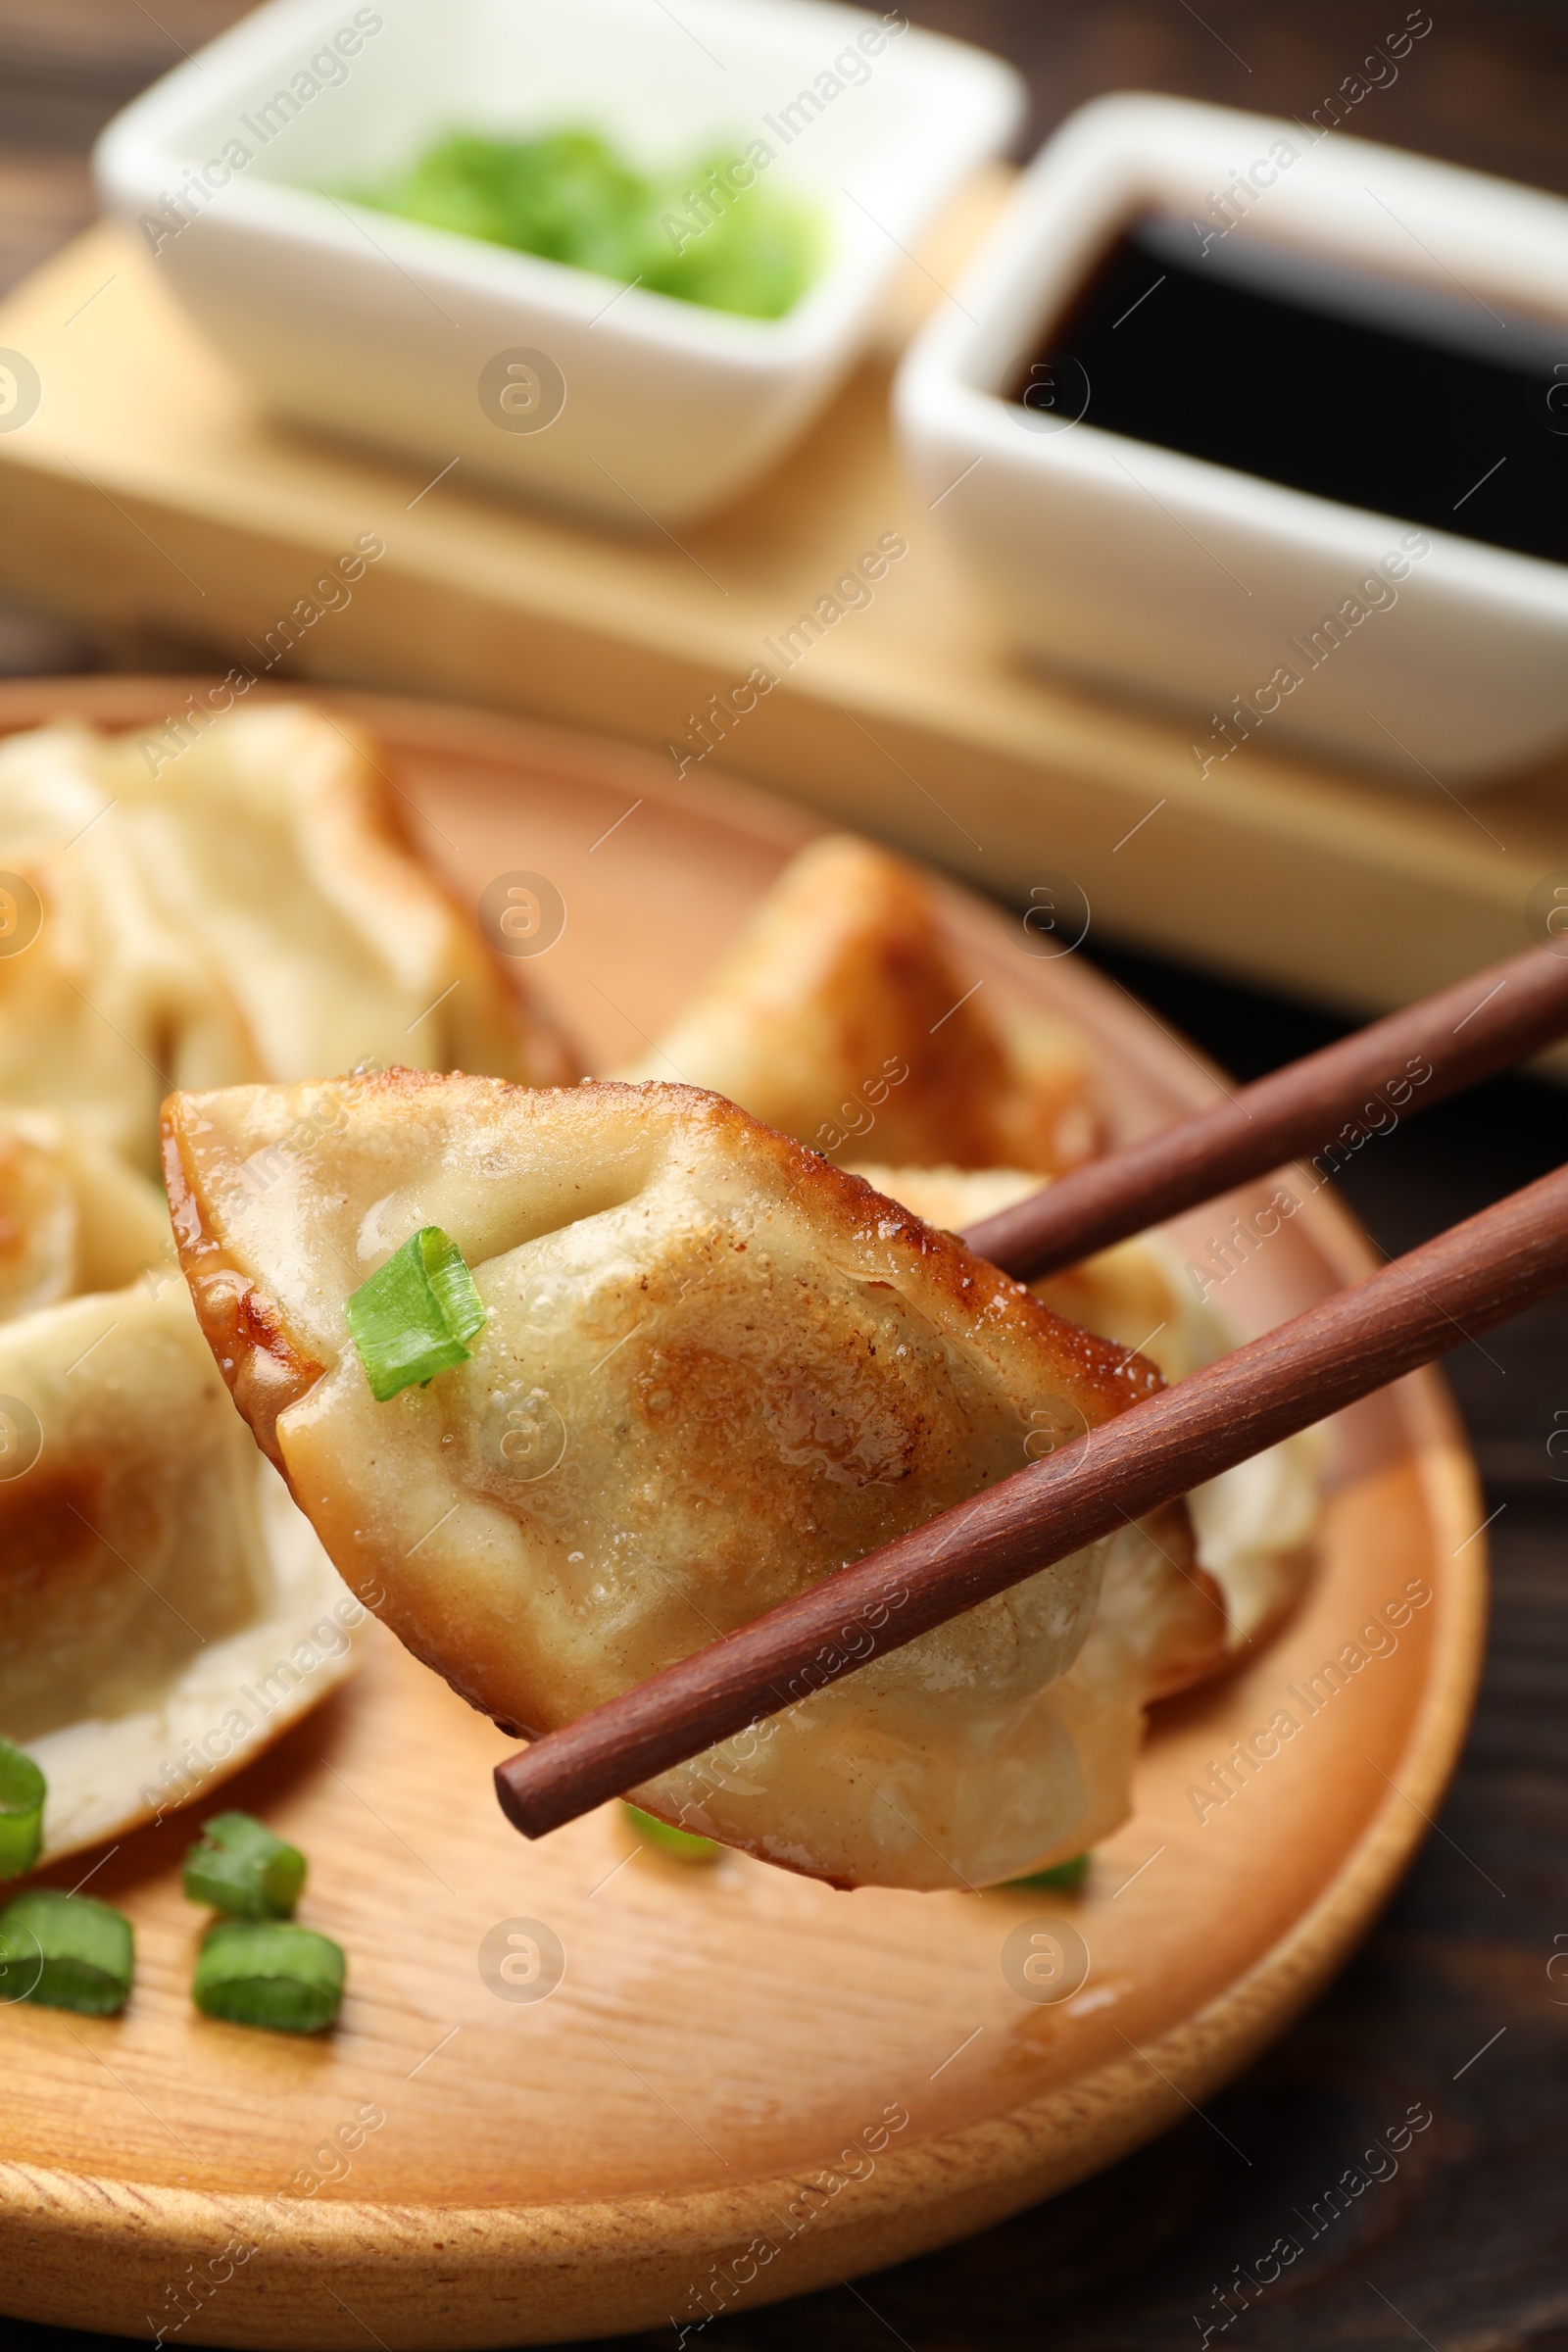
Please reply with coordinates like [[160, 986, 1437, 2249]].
[[962, 942, 1568, 1282], [495, 1158, 1568, 1842]]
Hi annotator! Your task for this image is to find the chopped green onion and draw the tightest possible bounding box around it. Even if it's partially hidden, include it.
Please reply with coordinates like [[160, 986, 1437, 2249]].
[[1004, 1852, 1090, 1894], [354, 127, 822, 321], [183, 1811, 306, 1920], [0, 1737, 45, 1880], [0, 1889, 133, 2015], [623, 1801, 720, 1864], [346, 1224, 487, 1401], [193, 1920, 345, 2034]]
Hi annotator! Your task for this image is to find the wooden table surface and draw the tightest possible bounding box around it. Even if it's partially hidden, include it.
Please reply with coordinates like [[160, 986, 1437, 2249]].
[[3, 8, 1566, 2349]]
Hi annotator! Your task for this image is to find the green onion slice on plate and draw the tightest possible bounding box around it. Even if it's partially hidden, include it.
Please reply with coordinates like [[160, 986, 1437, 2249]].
[[183, 1810, 306, 1920], [345, 1225, 487, 1401], [622, 1801, 720, 1864], [193, 1919, 345, 2034], [0, 1889, 133, 2014], [1003, 1852, 1090, 1893], [0, 1737, 45, 1880]]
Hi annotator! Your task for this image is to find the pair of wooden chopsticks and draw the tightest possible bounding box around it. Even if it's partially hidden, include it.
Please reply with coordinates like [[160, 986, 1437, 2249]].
[[496, 942, 1568, 1842]]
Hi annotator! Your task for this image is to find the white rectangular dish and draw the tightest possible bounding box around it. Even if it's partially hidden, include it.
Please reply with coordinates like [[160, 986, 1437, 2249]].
[[93, 0, 1022, 529], [894, 92, 1568, 785]]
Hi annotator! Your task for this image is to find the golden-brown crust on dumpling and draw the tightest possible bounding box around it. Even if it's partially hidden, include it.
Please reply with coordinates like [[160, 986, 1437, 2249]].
[[164, 1065, 1160, 1438], [161, 1069, 1158, 1547], [163, 1071, 1177, 1886], [615, 835, 1102, 1175], [161, 1117, 323, 1472]]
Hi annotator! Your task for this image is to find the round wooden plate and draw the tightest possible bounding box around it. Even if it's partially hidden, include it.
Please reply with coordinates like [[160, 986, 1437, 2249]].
[[0, 680, 1485, 2351]]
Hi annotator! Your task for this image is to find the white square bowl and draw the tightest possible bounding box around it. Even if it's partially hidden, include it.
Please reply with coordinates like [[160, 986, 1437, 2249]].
[[893, 92, 1568, 785], [93, 0, 1022, 529]]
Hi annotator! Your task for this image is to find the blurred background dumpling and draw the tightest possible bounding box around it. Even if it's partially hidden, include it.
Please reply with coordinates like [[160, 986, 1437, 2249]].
[[0, 704, 580, 1173], [614, 833, 1102, 1175], [0, 1286, 276, 1745], [0, 1105, 172, 1320], [0, 1105, 363, 1865], [853, 1162, 1324, 1654]]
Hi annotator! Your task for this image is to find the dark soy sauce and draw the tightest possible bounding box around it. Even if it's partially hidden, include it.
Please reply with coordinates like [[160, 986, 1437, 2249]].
[[1011, 212, 1568, 564]]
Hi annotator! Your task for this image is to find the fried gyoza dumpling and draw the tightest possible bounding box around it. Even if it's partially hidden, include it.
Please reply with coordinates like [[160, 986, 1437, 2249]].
[[0, 704, 579, 1174], [0, 1105, 172, 1321], [615, 835, 1101, 1175], [0, 1116, 363, 1864], [853, 1163, 1324, 1652], [163, 1071, 1223, 1888]]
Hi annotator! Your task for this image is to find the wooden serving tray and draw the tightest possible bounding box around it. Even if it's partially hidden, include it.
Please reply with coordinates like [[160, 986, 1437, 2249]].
[[0, 209, 1563, 1034], [0, 679, 1485, 2351]]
